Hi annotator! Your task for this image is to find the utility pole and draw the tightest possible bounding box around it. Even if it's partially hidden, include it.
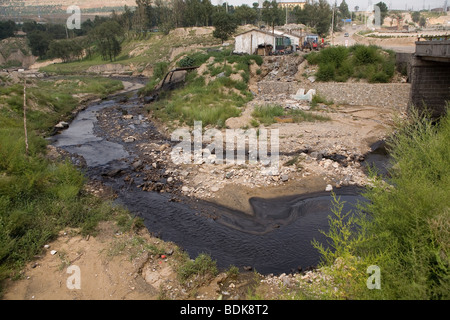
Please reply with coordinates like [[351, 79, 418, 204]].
[[286, 4, 288, 25], [331, 2, 335, 46], [23, 78, 29, 156]]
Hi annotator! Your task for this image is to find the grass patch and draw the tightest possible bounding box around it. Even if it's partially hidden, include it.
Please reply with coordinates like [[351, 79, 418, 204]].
[[0, 77, 123, 133], [143, 48, 264, 128], [148, 76, 249, 128], [252, 104, 330, 126], [251, 105, 284, 125], [0, 77, 127, 295], [306, 44, 396, 83], [146, 55, 261, 128], [177, 253, 218, 284]]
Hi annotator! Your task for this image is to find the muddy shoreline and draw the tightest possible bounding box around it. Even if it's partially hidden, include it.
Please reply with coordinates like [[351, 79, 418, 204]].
[[49, 84, 379, 275]]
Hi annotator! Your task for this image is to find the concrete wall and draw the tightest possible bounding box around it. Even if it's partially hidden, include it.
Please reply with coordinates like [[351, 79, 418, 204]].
[[409, 57, 450, 117], [396, 52, 413, 79], [257, 81, 411, 109]]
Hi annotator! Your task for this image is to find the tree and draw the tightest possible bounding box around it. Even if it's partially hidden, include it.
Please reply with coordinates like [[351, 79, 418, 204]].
[[419, 16, 426, 28], [27, 30, 51, 57], [185, 0, 202, 26], [48, 39, 83, 63], [200, 0, 214, 26], [22, 21, 45, 33], [412, 11, 421, 24], [293, 0, 332, 36], [212, 11, 237, 43], [133, 0, 152, 36], [339, 0, 350, 19], [46, 24, 66, 40], [314, 0, 333, 36], [171, 0, 186, 28], [0, 20, 16, 40], [90, 20, 123, 61], [261, 0, 283, 33], [234, 4, 258, 25]]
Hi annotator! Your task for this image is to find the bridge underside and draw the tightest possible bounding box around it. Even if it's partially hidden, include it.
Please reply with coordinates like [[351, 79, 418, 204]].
[[409, 41, 450, 118]]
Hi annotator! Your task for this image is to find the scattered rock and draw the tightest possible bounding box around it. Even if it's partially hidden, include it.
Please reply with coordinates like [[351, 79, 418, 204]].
[[225, 171, 234, 179], [132, 160, 143, 170], [55, 121, 69, 129], [310, 151, 323, 161], [124, 136, 136, 143], [159, 143, 170, 152]]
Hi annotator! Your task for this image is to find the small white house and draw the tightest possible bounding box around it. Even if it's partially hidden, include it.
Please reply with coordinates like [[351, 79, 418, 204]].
[[234, 28, 302, 55], [234, 29, 277, 55]]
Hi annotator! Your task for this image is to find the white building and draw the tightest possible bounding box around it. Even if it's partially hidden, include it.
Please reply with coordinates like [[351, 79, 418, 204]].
[[234, 29, 302, 55]]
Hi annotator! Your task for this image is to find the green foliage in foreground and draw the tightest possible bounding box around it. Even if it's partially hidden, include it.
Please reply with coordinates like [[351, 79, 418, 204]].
[[309, 109, 450, 300], [306, 45, 396, 83], [0, 77, 125, 294]]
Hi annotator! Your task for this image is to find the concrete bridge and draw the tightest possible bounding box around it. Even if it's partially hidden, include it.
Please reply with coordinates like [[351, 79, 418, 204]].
[[409, 40, 450, 117]]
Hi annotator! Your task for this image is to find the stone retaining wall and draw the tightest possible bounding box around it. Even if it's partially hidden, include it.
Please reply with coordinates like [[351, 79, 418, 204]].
[[311, 82, 411, 109], [258, 81, 411, 109]]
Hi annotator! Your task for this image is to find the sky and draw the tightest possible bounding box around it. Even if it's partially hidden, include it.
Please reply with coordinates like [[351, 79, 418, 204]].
[[213, 0, 448, 11]]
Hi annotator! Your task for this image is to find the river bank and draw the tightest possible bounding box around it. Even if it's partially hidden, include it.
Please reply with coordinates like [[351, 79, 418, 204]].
[[2, 67, 401, 299]]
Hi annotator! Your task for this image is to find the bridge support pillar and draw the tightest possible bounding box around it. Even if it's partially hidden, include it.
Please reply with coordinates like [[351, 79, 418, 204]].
[[408, 41, 450, 118]]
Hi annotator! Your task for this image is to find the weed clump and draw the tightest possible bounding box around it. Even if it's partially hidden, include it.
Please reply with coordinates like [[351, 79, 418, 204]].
[[306, 44, 396, 83]]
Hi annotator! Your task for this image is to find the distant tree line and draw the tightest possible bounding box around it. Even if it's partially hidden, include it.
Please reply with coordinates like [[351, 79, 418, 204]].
[[0, 0, 397, 63]]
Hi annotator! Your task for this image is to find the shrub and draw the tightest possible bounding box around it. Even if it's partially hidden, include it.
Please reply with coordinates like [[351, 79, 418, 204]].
[[312, 109, 450, 300], [307, 44, 395, 83], [252, 105, 284, 125], [178, 56, 195, 67], [352, 45, 380, 65], [319, 46, 349, 68], [316, 63, 335, 82], [177, 253, 218, 283]]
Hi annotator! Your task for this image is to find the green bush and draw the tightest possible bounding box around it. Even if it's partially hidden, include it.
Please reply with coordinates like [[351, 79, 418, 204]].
[[316, 63, 336, 82], [360, 109, 450, 299], [307, 44, 396, 83], [178, 56, 195, 68], [177, 253, 218, 283], [319, 46, 349, 68], [351, 45, 380, 65], [311, 109, 450, 300]]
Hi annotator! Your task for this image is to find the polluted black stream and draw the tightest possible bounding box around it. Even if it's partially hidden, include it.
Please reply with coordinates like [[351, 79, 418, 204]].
[[51, 93, 370, 275]]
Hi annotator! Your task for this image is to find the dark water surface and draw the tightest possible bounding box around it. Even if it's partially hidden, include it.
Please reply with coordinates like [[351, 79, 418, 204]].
[[51, 95, 372, 275]]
